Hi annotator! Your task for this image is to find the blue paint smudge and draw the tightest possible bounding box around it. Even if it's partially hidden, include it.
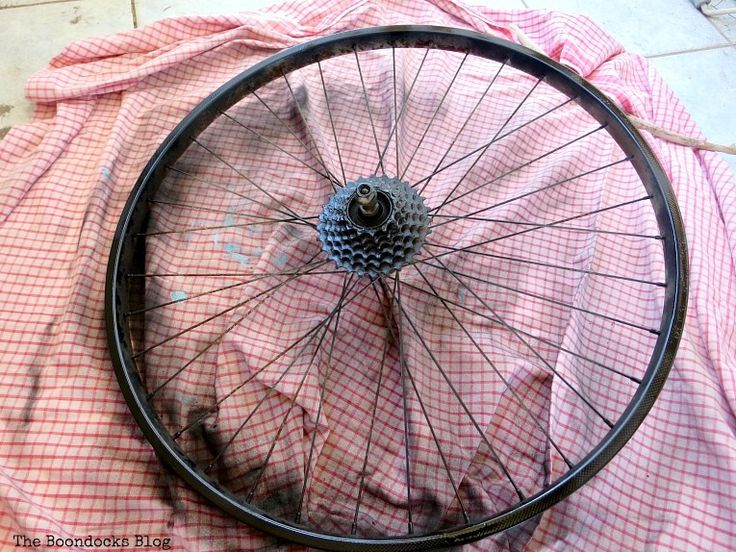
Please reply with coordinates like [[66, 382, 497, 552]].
[[458, 289, 466, 304], [231, 253, 250, 267], [212, 233, 221, 245], [274, 253, 288, 268], [223, 213, 236, 227], [100, 166, 112, 180], [170, 290, 188, 302], [224, 243, 239, 253]]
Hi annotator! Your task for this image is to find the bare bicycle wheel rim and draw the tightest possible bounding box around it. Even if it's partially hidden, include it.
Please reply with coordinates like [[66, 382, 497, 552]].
[[106, 26, 688, 550]]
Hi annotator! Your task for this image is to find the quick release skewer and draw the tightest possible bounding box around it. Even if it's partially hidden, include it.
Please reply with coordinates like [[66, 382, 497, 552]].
[[356, 183, 380, 218]]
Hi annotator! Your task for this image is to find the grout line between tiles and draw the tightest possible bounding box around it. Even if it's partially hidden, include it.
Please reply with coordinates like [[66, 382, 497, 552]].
[[130, 0, 138, 28], [0, 0, 76, 10], [646, 41, 736, 59]]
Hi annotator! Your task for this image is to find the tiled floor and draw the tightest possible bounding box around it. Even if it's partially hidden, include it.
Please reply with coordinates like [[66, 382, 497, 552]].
[[0, 0, 734, 172]]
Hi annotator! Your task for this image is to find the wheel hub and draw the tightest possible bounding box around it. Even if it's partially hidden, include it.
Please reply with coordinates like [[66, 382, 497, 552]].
[[317, 176, 430, 277]]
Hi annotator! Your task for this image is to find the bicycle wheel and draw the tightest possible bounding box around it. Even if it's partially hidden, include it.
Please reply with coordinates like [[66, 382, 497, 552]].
[[106, 26, 688, 550]]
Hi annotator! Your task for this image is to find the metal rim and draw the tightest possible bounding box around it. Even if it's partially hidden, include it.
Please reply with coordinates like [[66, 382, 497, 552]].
[[105, 25, 688, 551]]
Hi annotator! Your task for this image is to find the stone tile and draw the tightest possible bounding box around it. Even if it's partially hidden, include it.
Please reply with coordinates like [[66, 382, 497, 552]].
[[134, 0, 277, 26], [649, 45, 736, 175], [522, 0, 727, 56], [0, 0, 134, 131]]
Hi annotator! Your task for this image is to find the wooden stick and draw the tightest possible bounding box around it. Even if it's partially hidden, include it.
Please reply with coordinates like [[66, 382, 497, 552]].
[[627, 115, 736, 155]]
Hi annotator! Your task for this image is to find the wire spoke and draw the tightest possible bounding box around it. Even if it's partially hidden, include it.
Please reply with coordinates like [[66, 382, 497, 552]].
[[423, 245, 614, 429], [410, 263, 573, 471], [128, 269, 343, 279], [429, 124, 606, 213], [295, 275, 352, 523], [318, 61, 347, 184], [374, 48, 430, 175], [282, 74, 341, 191], [392, 47, 400, 176], [383, 274, 470, 525], [148, 199, 320, 222], [251, 90, 342, 188], [399, 279, 641, 384], [138, 216, 314, 237], [399, 52, 469, 180], [413, 96, 574, 192], [417, 60, 506, 195], [126, 259, 329, 317], [130, 259, 331, 356], [190, 138, 317, 227]]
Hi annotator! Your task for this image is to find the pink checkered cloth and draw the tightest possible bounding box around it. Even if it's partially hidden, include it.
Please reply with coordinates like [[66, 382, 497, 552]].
[[1, 0, 735, 550]]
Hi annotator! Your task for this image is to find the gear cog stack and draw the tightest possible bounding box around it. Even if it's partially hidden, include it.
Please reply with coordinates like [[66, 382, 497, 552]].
[[317, 176, 430, 277]]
